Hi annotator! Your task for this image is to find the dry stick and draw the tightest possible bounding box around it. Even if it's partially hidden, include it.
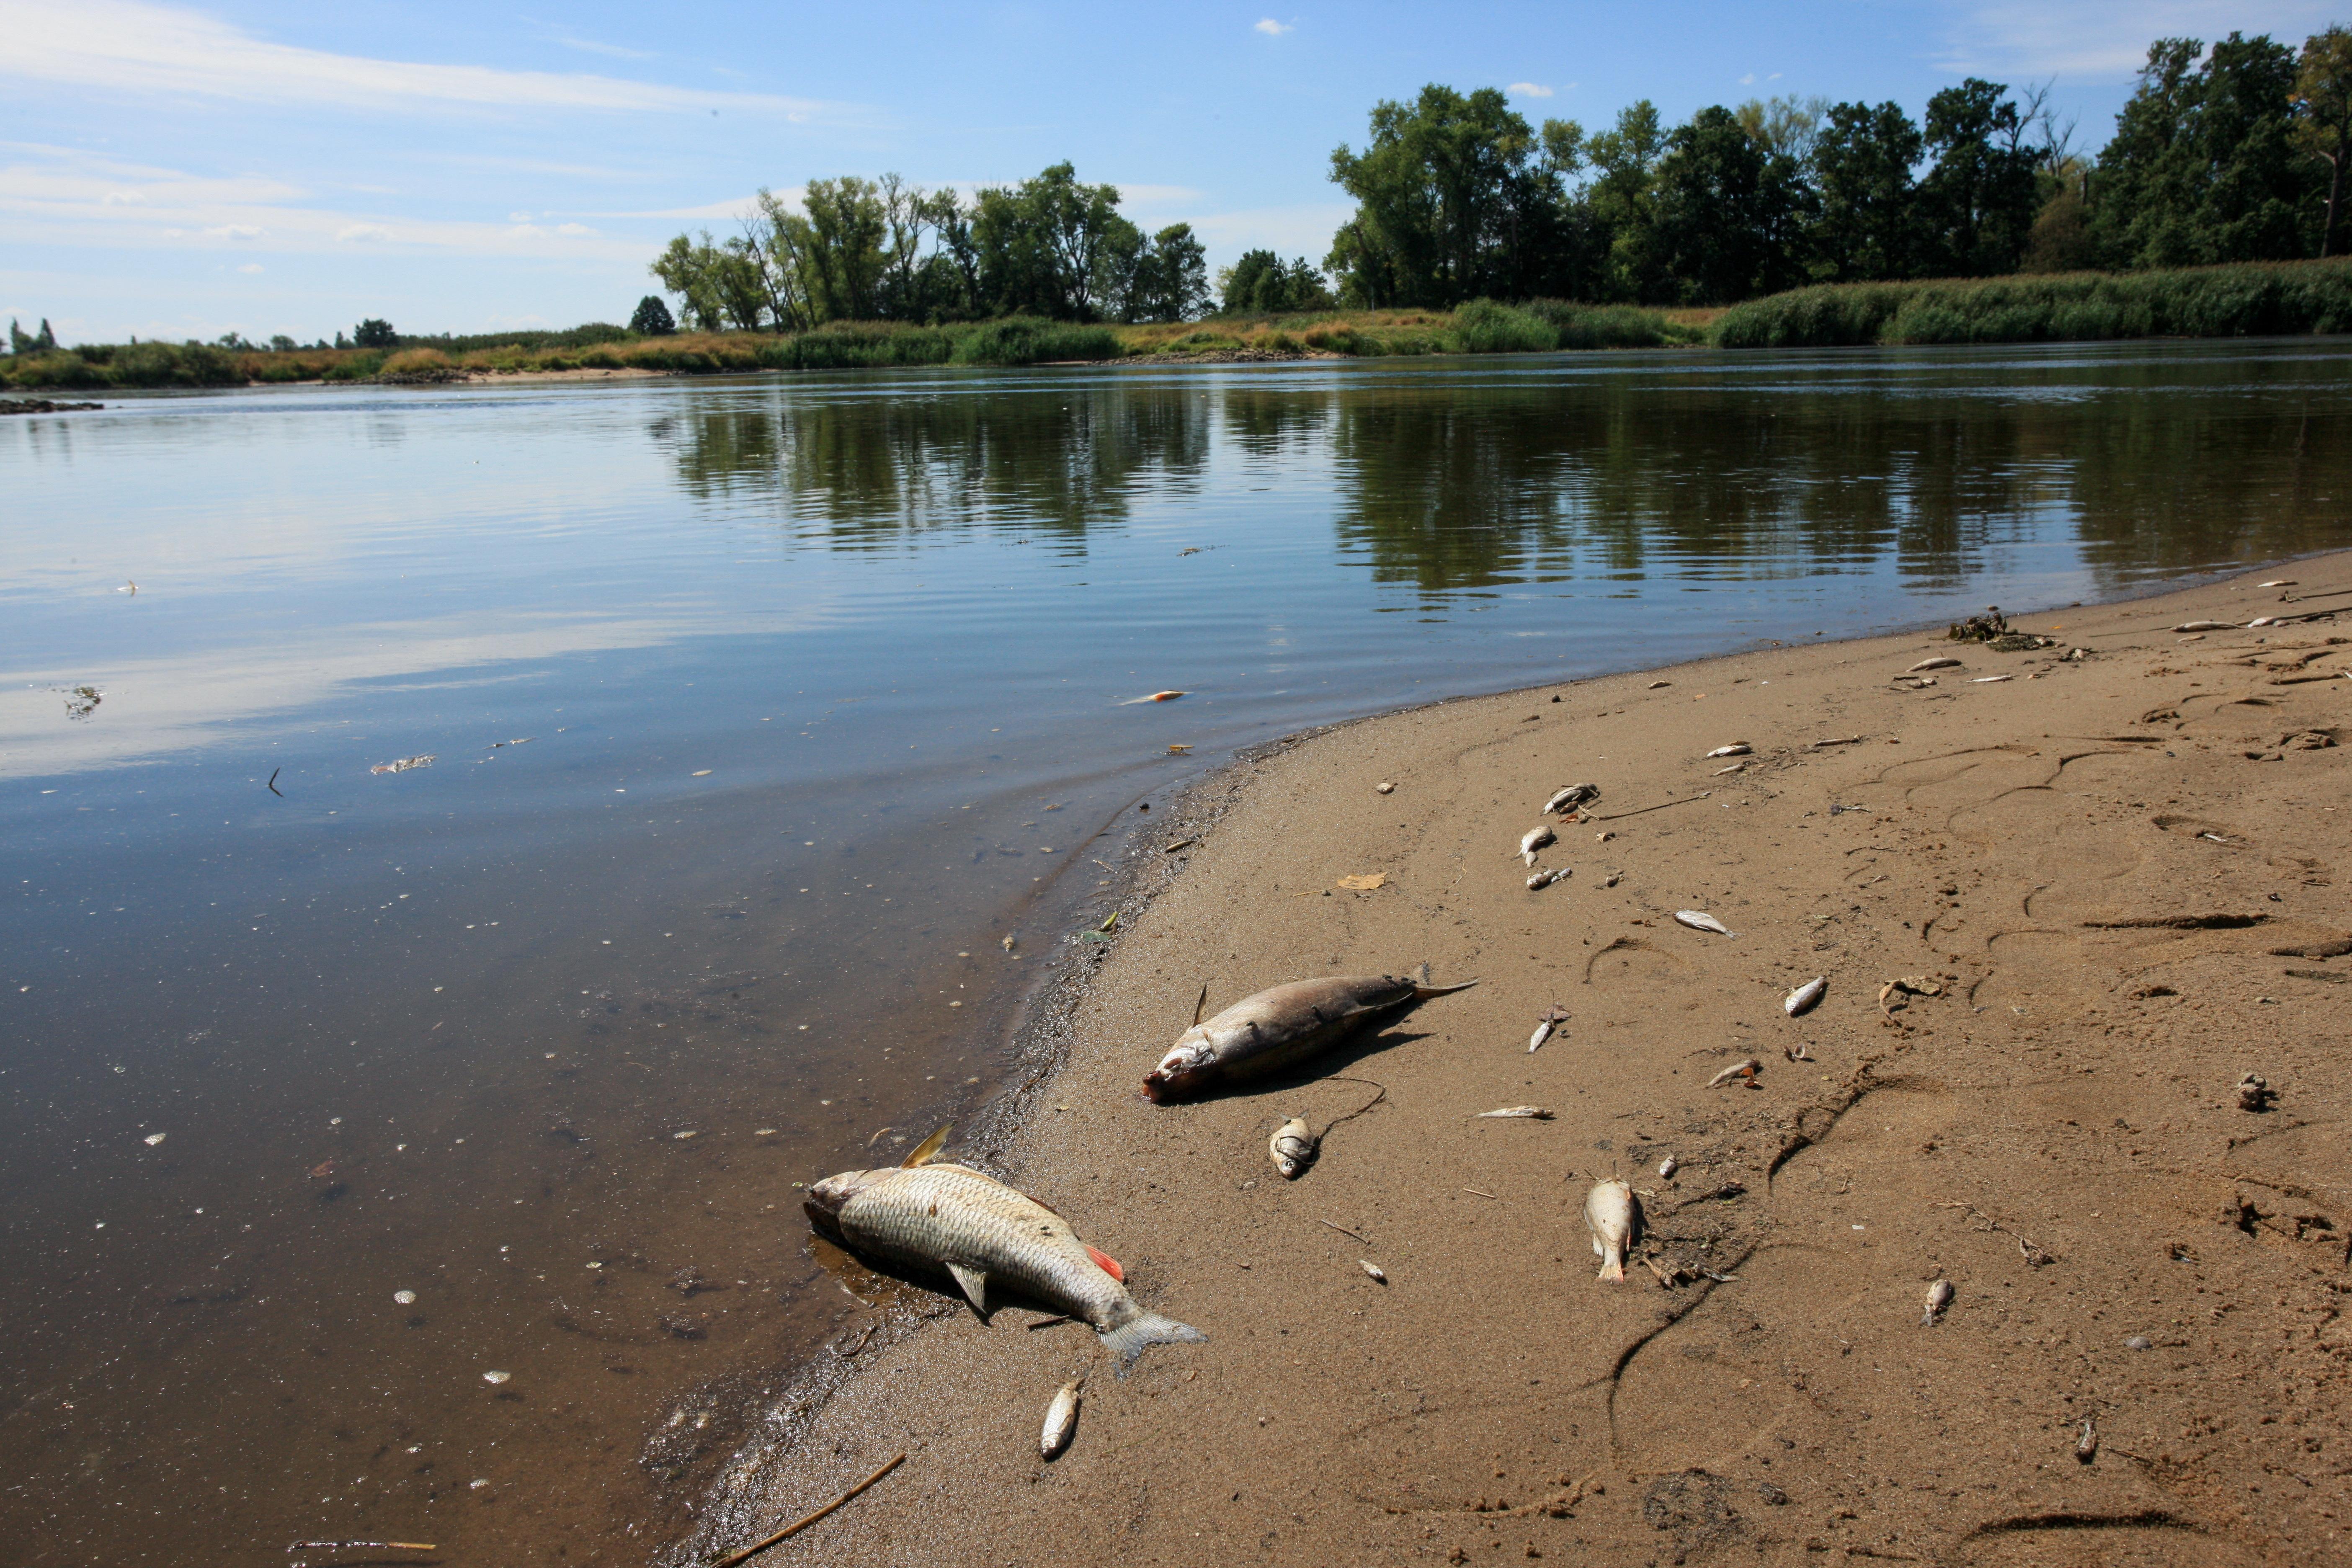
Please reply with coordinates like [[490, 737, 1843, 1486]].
[[287, 1545, 437, 1555], [1590, 791, 1712, 823], [1318, 1217, 1373, 1245], [704, 1453, 907, 1568]]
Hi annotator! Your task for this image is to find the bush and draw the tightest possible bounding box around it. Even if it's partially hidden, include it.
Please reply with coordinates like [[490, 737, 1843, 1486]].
[[1450, 298, 1558, 353], [950, 317, 1124, 365], [1524, 300, 1670, 349]]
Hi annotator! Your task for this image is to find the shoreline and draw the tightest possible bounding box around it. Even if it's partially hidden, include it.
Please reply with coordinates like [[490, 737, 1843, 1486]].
[[666, 552, 2352, 1565]]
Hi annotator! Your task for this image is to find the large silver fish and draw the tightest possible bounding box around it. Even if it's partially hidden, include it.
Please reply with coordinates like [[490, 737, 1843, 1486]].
[[805, 1128, 1204, 1371], [1142, 974, 1477, 1103]]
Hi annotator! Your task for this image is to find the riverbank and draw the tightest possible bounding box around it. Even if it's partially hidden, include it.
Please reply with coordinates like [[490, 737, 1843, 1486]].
[[673, 555, 2352, 1567]]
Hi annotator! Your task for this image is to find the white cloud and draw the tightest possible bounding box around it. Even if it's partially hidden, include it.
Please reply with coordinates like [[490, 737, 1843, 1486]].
[[237, 262, 261, 273], [1508, 83, 1554, 98], [1253, 18, 1293, 36], [551, 34, 656, 62], [203, 222, 261, 240], [1940, 1, 2331, 79], [335, 222, 392, 243], [1739, 72, 1757, 85], [0, 0, 830, 118]]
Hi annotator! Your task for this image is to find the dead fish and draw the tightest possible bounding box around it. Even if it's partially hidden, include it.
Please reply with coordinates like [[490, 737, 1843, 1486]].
[[1527, 1005, 1570, 1052], [1706, 743, 1751, 758], [1584, 1179, 1640, 1282], [1143, 973, 1476, 1102], [2260, 579, 2296, 588], [805, 1128, 1202, 1372], [2248, 616, 2281, 628], [1118, 690, 1187, 704], [1359, 1260, 1388, 1284], [1908, 656, 1962, 672], [1543, 783, 1600, 814], [2173, 620, 2236, 632], [1972, 674, 2013, 684], [1525, 867, 1568, 891], [1269, 1117, 1317, 1179], [1656, 1156, 1678, 1178], [1783, 976, 1826, 1017], [1707, 1059, 1761, 1088], [1519, 825, 1556, 865], [1714, 761, 1747, 775], [1674, 910, 1734, 936], [370, 755, 435, 775], [1040, 1378, 1083, 1460], [1476, 1105, 1554, 1119], [2075, 1418, 2098, 1464], [1921, 1279, 1954, 1326]]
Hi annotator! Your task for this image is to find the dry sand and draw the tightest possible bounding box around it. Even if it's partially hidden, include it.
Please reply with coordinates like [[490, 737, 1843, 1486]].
[[669, 557, 2352, 1568]]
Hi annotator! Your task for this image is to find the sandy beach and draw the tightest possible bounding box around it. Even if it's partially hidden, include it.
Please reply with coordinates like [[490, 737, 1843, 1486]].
[[669, 555, 2352, 1568]]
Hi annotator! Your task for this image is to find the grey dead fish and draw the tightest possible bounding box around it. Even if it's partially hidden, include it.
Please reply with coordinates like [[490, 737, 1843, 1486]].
[[1269, 1117, 1318, 1179], [1908, 656, 1962, 672], [1519, 825, 1556, 865], [1584, 1179, 1640, 1283], [1706, 743, 1752, 758], [1674, 910, 1735, 936], [1783, 976, 1826, 1017], [805, 1126, 1202, 1374], [1972, 674, 2014, 684], [2173, 619, 2236, 632], [1714, 761, 1748, 775], [1040, 1377, 1083, 1460], [2260, 579, 2296, 588], [2076, 1418, 2098, 1463], [1921, 1279, 1954, 1326], [1543, 783, 1600, 814], [1706, 1059, 1762, 1088], [1475, 1105, 1554, 1119], [1525, 867, 1568, 892], [1143, 973, 1476, 1102], [370, 755, 435, 776], [1359, 1260, 1388, 1284]]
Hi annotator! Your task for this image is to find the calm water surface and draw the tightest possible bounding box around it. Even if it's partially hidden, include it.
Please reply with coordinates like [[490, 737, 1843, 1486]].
[[5, 341, 2350, 1565]]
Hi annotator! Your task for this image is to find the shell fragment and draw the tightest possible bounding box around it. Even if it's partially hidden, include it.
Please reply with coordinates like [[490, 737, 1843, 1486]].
[[1674, 910, 1734, 936]]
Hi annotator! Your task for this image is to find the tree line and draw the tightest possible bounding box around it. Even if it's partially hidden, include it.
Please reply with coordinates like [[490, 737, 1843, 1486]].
[[649, 164, 1209, 332], [1315, 26, 2352, 309]]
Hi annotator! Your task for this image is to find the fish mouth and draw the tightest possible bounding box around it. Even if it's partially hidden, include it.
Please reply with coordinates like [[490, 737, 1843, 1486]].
[[802, 1169, 878, 1242], [1140, 1067, 1198, 1104]]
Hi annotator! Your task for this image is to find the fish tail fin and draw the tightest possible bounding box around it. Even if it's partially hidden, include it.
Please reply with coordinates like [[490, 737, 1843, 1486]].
[[1412, 978, 1478, 999], [1598, 1259, 1626, 1283], [1098, 1310, 1206, 1376]]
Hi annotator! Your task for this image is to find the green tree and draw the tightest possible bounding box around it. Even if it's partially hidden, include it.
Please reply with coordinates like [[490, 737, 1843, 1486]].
[[2093, 34, 2315, 267], [801, 175, 889, 321], [1218, 249, 1334, 313], [34, 317, 57, 351], [1584, 101, 1669, 301], [1651, 105, 1814, 304], [969, 163, 1142, 320], [1735, 94, 1830, 161], [268, 333, 297, 352], [1809, 101, 1924, 281], [1325, 84, 1577, 307], [353, 318, 396, 348], [7, 318, 28, 354], [2295, 26, 2352, 256], [1916, 79, 2045, 275], [1125, 224, 1211, 321], [629, 295, 676, 335]]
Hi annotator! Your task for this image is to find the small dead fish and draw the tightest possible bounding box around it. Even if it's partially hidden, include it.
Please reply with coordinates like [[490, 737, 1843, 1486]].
[[1359, 1260, 1387, 1284], [1525, 867, 1568, 891], [1706, 743, 1751, 758], [369, 755, 435, 776], [2075, 1418, 2098, 1464], [1269, 1117, 1318, 1179], [1476, 1105, 1554, 1119], [1656, 1156, 1677, 1179], [1674, 910, 1734, 936], [1714, 761, 1747, 775], [1519, 825, 1555, 865], [1543, 783, 1600, 814], [1144, 973, 1476, 1102], [1584, 1179, 1639, 1283], [1908, 656, 1962, 672], [1706, 1059, 1761, 1088], [1119, 690, 1187, 704], [1040, 1378, 1083, 1460], [1782, 976, 1826, 1017], [1921, 1279, 1954, 1326], [2173, 620, 2235, 632], [2260, 579, 2296, 587], [1972, 674, 2013, 684]]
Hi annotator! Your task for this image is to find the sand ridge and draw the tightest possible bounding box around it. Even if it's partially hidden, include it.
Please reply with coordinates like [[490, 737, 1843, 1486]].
[[669, 559, 2352, 1567]]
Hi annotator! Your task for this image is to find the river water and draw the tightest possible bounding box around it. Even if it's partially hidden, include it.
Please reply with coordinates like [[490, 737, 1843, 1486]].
[[5, 340, 2349, 1565]]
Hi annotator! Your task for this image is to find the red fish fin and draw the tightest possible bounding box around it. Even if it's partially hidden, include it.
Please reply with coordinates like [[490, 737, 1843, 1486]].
[[1085, 1244, 1124, 1283]]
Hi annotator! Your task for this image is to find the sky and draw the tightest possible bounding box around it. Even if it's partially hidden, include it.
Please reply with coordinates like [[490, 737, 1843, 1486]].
[[3, 0, 2343, 344]]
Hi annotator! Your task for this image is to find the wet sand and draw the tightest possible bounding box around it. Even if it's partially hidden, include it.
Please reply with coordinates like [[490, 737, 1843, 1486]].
[[671, 557, 2352, 1567]]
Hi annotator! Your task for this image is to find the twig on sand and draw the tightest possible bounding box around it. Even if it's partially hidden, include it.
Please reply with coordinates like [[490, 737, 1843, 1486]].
[[1318, 1217, 1373, 1245], [1591, 792, 1711, 823], [1933, 1200, 2054, 1266], [1462, 1187, 1498, 1200], [704, 1453, 907, 1568]]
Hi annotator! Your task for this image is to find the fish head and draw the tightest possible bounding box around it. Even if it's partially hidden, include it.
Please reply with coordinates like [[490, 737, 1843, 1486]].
[[1142, 1028, 1217, 1103], [802, 1167, 894, 1243]]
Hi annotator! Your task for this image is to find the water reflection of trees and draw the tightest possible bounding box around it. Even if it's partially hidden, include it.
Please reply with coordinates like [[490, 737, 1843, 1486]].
[[1325, 362, 2352, 597], [665, 384, 1210, 547], [662, 355, 2352, 588]]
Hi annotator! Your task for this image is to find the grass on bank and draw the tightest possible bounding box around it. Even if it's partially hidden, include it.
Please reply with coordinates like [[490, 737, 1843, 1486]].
[[1712, 255, 2352, 348]]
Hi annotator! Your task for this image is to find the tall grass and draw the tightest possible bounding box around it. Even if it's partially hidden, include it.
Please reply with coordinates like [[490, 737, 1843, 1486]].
[[1712, 257, 2352, 348]]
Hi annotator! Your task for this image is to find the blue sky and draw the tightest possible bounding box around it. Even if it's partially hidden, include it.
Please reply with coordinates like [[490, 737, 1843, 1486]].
[[3, 1, 2340, 343]]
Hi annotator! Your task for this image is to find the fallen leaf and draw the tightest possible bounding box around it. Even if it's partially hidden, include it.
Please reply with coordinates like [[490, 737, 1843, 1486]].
[[1337, 873, 1386, 891]]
